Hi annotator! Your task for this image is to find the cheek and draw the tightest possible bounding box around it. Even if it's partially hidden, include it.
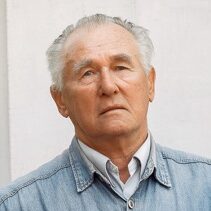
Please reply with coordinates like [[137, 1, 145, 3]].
[[125, 74, 149, 97], [65, 86, 96, 114], [125, 79, 149, 111]]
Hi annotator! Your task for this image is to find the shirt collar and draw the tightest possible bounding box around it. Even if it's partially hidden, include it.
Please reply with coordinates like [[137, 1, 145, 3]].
[[132, 133, 151, 177], [68, 137, 95, 192], [68, 134, 172, 193], [77, 132, 151, 184], [77, 139, 111, 184], [142, 133, 172, 188]]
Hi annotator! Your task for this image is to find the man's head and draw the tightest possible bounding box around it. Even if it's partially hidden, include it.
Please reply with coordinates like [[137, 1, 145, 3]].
[[47, 14, 154, 91], [47, 14, 156, 146]]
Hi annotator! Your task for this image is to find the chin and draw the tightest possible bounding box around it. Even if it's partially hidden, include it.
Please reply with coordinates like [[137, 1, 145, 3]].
[[100, 124, 132, 137]]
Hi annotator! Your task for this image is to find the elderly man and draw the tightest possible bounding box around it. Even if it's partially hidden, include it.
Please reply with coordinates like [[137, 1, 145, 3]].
[[0, 14, 210, 211]]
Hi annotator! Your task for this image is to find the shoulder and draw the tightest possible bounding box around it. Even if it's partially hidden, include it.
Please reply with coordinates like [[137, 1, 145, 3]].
[[157, 144, 211, 166], [156, 144, 211, 190], [0, 149, 71, 206]]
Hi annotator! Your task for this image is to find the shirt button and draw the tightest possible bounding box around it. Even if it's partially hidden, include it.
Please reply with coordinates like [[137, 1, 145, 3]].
[[128, 199, 135, 209]]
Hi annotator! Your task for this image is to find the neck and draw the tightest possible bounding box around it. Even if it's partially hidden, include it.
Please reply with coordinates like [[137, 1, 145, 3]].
[[108, 130, 148, 183], [77, 127, 148, 183]]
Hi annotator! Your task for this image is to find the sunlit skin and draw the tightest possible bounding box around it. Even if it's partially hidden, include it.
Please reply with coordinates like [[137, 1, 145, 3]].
[[51, 23, 156, 182]]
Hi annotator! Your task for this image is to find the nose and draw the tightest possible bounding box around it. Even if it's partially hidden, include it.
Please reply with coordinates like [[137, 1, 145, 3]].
[[98, 69, 119, 96]]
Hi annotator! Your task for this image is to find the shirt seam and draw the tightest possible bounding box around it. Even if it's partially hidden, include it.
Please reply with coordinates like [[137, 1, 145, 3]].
[[162, 155, 211, 165], [0, 163, 71, 205]]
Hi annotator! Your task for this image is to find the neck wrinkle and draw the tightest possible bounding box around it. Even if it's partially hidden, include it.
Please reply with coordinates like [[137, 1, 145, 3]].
[[76, 125, 148, 161]]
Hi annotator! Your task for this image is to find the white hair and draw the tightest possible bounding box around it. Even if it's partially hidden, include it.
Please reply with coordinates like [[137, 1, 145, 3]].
[[46, 14, 154, 91]]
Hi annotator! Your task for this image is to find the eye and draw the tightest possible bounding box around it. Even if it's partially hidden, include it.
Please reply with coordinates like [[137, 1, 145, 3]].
[[82, 70, 95, 77], [80, 69, 98, 84], [114, 66, 129, 71]]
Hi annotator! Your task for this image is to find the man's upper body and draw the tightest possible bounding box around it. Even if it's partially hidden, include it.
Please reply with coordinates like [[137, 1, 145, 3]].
[[0, 14, 211, 210], [0, 135, 210, 210]]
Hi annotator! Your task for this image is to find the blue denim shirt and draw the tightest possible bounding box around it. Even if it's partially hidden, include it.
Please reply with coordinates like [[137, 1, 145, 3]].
[[0, 136, 211, 211]]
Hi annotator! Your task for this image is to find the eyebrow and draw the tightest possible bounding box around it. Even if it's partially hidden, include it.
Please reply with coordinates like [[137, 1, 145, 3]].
[[68, 53, 133, 72], [110, 53, 133, 65], [71, 59, 93, 72]]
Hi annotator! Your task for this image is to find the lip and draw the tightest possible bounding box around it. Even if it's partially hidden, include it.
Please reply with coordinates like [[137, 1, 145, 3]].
[[100, 105, 126, 115]]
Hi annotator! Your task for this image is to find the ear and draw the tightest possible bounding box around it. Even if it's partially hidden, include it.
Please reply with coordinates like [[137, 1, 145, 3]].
[[147, 67, 156, 102], [50, 85, 69, 118]]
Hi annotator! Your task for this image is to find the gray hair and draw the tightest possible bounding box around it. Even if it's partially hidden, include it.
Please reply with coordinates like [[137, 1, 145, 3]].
[[46, 14, 154, 91]]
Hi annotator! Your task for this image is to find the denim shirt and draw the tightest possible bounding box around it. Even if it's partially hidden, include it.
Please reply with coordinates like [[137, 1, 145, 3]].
[[0, 136, 211, 211]]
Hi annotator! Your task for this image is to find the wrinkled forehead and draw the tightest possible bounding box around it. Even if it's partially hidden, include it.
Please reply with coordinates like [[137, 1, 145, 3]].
[[63, 23, 141, 61]]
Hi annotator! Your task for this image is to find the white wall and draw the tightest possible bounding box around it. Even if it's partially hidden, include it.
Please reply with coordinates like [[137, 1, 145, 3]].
[[0, 0, 10, 187], [1, 0, 211, 184], [137, 0, 211, 156]]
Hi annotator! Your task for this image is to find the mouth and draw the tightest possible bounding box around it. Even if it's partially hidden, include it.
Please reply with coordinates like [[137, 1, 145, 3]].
[[100, 105, 126, 115]]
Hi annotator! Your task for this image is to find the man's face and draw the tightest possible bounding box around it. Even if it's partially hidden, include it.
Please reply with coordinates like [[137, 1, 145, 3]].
[[51, 23, 155, 144]]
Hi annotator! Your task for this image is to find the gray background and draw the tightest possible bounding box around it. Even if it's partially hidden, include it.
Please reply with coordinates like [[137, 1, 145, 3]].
[[0, 0, 211, 187]]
